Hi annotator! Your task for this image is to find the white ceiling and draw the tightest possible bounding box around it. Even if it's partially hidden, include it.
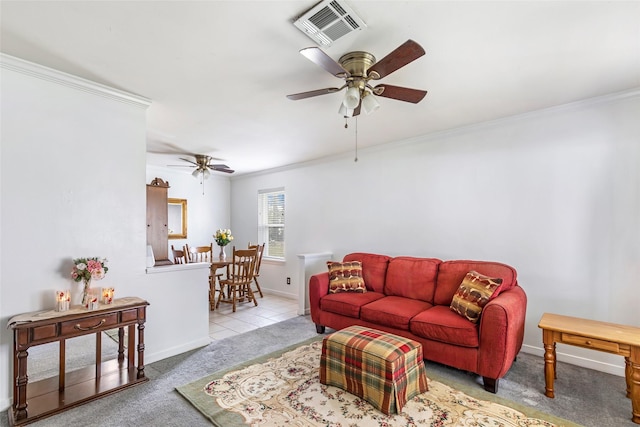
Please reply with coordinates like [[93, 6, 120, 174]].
[[2, 1, 639, 175]]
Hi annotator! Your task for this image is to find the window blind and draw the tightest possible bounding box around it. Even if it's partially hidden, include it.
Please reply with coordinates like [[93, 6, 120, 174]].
[[258, 188, 285, 259]]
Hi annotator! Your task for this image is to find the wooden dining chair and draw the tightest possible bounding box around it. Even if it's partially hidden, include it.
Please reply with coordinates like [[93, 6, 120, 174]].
[[185, 244, 213, 263], [216, 246, 258, 312], [248, 242, 265, 298], [184, 243, 215, 308], [171, 245, 188, 264]]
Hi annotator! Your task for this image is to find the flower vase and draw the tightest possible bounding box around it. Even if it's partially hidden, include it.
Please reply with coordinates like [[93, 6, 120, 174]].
[[81, 278, 91, 307], [219, 245, 226, 261]]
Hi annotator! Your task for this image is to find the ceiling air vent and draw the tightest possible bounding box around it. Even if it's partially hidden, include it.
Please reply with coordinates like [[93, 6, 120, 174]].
[[293, 0, 366, 47]]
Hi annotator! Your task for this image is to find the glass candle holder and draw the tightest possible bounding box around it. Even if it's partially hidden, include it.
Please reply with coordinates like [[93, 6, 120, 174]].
[[86, 289, 100, 310], [102, 287, 114, 305], [55, 290, 70, 312]]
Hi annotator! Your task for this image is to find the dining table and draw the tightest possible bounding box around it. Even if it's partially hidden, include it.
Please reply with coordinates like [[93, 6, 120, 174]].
[[209, 259, 231, 310]]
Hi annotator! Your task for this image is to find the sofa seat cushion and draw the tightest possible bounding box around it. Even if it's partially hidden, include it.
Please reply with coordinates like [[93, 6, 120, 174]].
[[320, 292, 386, 319], [360, 296, 433, 330], [410, 306, 479, 348]]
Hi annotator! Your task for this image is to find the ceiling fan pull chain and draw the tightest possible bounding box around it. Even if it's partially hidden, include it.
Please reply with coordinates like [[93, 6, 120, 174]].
[[354, 116, 358, 163]]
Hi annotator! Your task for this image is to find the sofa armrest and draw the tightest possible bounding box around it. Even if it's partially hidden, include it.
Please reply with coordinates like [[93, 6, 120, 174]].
[[309, 272, 330, 325], [477, 285, 527, 379]]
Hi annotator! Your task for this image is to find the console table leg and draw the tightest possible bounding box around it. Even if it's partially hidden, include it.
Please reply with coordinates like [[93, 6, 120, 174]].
[[59, 340, 66, 391], [137, 321, 146, 379], [543, 330, 556, 398], [627, 357, 632, 399], [630, 347, 640, 424], [117, 327, 125, 363], [14, 354, 29, 421], [127, 324, 135, 369], [95, 331, 102, 378]]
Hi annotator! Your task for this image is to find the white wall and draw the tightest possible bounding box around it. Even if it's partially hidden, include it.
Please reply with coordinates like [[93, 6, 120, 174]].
[[231, 89, 640, 376], [0, 56, 215, 411]]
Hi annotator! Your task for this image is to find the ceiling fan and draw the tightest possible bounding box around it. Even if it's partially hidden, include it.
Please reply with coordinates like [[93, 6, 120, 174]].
[[169, 154, 234, 177], [286, 39, 427, 117], [168, 154, 234, 194]]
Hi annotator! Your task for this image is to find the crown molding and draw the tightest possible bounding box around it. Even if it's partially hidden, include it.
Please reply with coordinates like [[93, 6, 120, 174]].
[[0, 53, 151, 109], [234, 86, 640, 180]]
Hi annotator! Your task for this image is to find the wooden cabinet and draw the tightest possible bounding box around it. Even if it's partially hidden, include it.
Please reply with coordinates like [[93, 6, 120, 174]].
[[147, 177, 172, 265], [8, 297, 149, 426]]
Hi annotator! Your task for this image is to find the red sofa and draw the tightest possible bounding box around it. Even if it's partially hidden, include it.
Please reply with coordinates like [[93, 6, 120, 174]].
[[309, 253, 527, 393]]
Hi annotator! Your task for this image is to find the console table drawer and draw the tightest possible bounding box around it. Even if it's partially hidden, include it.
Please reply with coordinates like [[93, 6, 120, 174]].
[[60, 313, 118, 335], [121, 308, 140, 323], [561, 333, 619, 352], [31, 324, 58, 342]]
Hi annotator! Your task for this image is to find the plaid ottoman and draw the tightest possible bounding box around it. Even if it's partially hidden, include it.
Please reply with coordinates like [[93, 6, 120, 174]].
[[320, 325, 428, 415]]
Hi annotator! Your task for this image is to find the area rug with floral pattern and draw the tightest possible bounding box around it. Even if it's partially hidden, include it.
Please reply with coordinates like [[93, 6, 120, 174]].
[[176, 338, 579, 427]]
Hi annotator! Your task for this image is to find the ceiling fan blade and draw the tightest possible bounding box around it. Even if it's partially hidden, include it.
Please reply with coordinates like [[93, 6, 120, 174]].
[[373, 84, 427, 104], [367, 40, 425, 80], [209, 164, 230, 169], [300, 47, 351, 78], [147, 140, 193, 155], [167, 165, 196, 168], [179, 157, 199, 166], [212, 167, 234, 174], [286, 87, 342, 100]]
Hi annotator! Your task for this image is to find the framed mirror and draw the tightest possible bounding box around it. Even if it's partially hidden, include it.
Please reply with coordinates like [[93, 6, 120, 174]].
[[168, 198, 187, 239]]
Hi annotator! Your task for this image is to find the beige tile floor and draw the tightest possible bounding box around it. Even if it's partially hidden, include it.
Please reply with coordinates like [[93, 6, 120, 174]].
[[208, 293, 299, 341]]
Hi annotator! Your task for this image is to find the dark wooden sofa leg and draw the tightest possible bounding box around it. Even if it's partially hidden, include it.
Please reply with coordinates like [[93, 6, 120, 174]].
[[483, 377, 498, 393], [315, 324, 326, 334]]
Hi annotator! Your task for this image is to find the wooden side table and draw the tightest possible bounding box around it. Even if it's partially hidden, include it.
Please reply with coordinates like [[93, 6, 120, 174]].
[[7, 297, 149, 426], [538, 312, 640, 424]]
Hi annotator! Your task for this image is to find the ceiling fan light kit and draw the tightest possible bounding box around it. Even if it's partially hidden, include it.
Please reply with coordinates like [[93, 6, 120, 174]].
[[338, 103, 354, 118], [192, 167, 210, 179], [361, 92, 380, 115], [287, 39, 427, 120], [343, 85, 360, 109]]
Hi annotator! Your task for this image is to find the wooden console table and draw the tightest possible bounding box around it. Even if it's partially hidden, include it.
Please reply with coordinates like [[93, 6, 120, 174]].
[[7, 297, 149, 426], [538, 312, 640, 424]]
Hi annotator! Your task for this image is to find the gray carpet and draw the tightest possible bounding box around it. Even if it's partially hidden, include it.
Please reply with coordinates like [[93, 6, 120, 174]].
[[1, 316, 635, 427]]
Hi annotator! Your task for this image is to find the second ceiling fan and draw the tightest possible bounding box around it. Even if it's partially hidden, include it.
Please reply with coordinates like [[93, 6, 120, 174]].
[[287, 39, 427, 117]]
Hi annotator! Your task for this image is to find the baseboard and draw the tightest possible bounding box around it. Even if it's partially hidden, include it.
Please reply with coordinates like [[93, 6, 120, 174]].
[[146, 337, 212, 365], [520, 344, 625, 377], [261, 288, 297, 300]]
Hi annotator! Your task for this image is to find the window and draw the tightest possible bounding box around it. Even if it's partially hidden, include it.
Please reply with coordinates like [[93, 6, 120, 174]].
[[258, 188, 285, 259]]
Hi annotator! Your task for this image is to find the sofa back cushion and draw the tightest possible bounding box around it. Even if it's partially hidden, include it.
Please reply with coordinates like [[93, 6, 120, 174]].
[[385, 257, 441, 303], [434, 260, 517, 306], [343, 253, 390, 293]]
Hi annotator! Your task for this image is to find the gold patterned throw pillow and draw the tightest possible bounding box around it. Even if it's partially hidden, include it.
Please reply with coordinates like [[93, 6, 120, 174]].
[[450, 270, 502, 323], [327, 261, 367, 293]]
